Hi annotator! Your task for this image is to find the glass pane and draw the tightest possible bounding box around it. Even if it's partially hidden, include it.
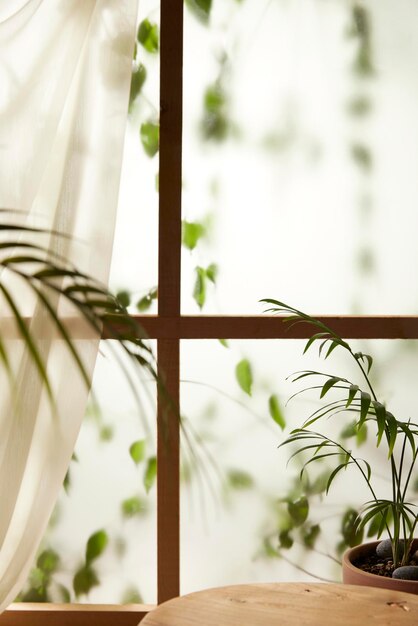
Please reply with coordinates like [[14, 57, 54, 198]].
[[110, 0, 160, 314], [182, 1, 418, 315], [180, 338, 418, 592], [19, 341, 158, 604]]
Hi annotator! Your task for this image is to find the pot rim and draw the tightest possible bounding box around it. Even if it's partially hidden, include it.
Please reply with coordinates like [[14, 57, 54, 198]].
[[343, 540, 418, 588]]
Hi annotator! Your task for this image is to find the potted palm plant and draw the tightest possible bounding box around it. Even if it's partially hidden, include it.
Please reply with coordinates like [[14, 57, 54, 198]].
[[262, 299, 418, 593]]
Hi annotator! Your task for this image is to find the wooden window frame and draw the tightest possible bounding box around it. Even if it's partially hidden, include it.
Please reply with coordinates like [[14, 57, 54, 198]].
[[2, 0, 418, 623]]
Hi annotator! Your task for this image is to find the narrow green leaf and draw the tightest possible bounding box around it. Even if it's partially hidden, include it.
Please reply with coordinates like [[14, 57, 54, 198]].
[[386, 412, 398, 457], [86, 530, 108, 564], [0, 284, 53, 401], [137, 19, 159, 53], [140, 122, 159, 158], [218, 339, 229, 348], [373, 401, 386, 446], [193, 266, 206, 309], [346, 385, 358, 408], [359, 391, 371, 424], [366, 510, 383, 538], [325, 340, 339, 359], [268, 394, 285, 430], [144, 456, 157, 493], [320, 377, 340, 398], [287, 497, 309, 526], [129, 440, 146, 465], [326, 462, 349, 494], [355, 352, 373, 373], [235, 358, 253, 396], [303, 333, 329, 354]]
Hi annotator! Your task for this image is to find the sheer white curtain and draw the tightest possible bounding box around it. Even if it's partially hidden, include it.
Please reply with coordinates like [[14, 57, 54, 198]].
[[0, 0, 137, 608]]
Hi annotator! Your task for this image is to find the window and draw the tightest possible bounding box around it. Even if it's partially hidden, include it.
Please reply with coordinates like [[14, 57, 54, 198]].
[[6, 1, 418, 623]]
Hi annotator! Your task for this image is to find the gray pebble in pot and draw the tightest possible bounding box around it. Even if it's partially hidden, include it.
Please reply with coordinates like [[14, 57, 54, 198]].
[[392, 566, 418, 580], [376, 538, 404, 560]]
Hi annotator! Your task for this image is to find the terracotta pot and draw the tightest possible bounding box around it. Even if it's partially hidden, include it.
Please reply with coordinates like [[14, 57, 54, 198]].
[[343, 540, 418, 595]]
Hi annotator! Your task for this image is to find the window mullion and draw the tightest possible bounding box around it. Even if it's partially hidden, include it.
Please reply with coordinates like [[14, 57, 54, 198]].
[[157, 0, 184, 605]]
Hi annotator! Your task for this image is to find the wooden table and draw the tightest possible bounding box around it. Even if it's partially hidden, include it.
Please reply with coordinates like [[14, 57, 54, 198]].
[[140, 582, 418, 625]]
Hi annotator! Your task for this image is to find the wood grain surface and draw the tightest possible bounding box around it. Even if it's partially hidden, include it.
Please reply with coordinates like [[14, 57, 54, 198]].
[[140, 583, 418, 626]]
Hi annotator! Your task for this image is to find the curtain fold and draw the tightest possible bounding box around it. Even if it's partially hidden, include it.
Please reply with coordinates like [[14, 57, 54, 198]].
[[0, 0, 138, 609]]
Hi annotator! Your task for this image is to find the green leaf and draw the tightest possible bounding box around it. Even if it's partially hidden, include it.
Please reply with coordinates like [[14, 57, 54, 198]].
[[185, 0, 212, 23], [193, 266, 206, 309], [346, 385, 359, 408], [218, 339, 229, 348], [121, 587, 144, 604], [0, 284, 53, 401], [351, 144, 372, 170], [287, 497, 309, 527], [303, 333, 329, 354], [140, 122, 159, 157], [320, 377, 340, 398], [325, 340, 340, 359], [263, 536, 279, 557], [37, 549, 59, 574], [235, 358, 253, 396], [340, 420, 357, 439], [354, 352, 373, 373], [201, 83, 228, 140], [129, 64, 147, 106], [129, 440, 146, 465], [278, 529, 293, 549], [116, 290, 131, 308], [182, 221, 205, 250], [326, 461, 350, 494], [341, 508, 363, 547], [356, 423, 368, 446], [136, 287, 157, 312], [28, 567, 46, 591], [309, 470, 332, 495], [359, 391, 371, 424], [86, 530, 108, 564], [347, 96, 372, 117], [144, 456, 157, 493], [206, 263, 218, 284], [386, 412, 398, 457], [373, 401, 386, 446], [121, 496, 147, 518], [303, 524, 320, 548], [137, 19, 159, 53], [73, 566, 99, 598], [227, 469, 254, 490], [268, 394, 285, 430], [366, 511, 383, 538], [57, 584, 71, 603], [99, 425, 113, 442]]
